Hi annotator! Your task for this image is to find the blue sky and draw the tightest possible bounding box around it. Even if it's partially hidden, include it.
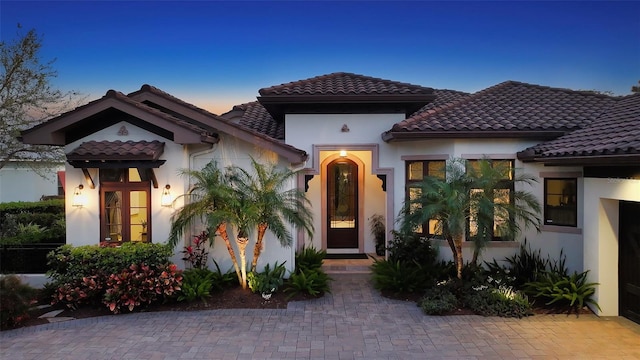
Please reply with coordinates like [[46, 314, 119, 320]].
[[2, 1, 639, 114]]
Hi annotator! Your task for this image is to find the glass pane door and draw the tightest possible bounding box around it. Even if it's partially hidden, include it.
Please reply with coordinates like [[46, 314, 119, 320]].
[[130, 190, 148, 242], [105, 191, 122, 242]]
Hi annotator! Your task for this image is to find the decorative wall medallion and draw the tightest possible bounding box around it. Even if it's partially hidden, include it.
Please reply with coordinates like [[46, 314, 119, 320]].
[[341, 124, 350, 132], [118, 126, 129, 136]]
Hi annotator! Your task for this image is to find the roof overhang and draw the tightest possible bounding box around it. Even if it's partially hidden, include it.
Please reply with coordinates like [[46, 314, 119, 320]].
[[21, 91, 217, 146], [131, 88, 308, 165], [258, 94, 436, 122], [517, 153, 640, 166], [382, 130, 566, 142]]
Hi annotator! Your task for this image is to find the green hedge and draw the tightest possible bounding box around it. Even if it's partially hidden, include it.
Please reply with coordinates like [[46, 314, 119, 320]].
[[0, 199, 64, 214], [47, 243, 174, 284], [0, 200, 65, 245]]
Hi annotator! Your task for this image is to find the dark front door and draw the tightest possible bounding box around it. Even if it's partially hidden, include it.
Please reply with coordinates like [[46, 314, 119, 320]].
[[619, 201, 640, 324], [327, 158, 358, 248]]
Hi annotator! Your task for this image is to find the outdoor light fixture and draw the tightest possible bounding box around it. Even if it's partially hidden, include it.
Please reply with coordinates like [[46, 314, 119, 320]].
[[161, 184, 172, 207], [339, 150, 347, 157], [72, 185, 87, 207]]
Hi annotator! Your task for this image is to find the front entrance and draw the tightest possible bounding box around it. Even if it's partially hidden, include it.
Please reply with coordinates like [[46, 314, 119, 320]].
[[327, 158, 358, 248], [619, 201, 640, 324]]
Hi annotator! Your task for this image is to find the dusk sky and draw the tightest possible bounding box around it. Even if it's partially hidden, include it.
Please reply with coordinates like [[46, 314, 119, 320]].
[[2, 1, 639, 115]]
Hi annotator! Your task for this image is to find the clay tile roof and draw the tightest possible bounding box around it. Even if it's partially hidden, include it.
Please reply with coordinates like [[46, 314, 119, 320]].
[[518, 94, 640, 162], [385, 81, 617, 140], [66, 140, 165, 161], [411, 89, 470, 115], [230, 102, 285, 140], [259, 72, 434, 96]]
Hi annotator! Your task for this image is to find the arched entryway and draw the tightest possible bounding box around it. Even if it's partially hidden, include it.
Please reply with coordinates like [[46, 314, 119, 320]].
[[326, 158, 358, 248]]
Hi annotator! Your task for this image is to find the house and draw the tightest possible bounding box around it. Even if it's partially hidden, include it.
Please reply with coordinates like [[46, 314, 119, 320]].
[[21, 72, 640, 323], [0, 160, 64, 202]]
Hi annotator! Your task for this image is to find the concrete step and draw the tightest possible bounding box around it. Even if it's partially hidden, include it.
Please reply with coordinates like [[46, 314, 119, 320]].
[[321, 257, 376, 274]]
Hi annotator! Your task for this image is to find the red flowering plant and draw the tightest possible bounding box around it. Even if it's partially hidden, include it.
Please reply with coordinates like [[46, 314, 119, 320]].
[[102, 263, 182, 314], [181, 231, 210, 269]]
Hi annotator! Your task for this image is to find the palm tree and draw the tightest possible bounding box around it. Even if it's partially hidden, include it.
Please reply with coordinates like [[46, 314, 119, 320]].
[[228, 158, 314, 273], [466, 159, 541, 264], [401, 158, 541, 279], [167, 161, 246, 286]]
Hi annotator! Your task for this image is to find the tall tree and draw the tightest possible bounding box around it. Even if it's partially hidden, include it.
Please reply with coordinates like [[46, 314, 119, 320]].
[[167, 162, 246, 287], [229, 158, 314, 273], [401, 158, 541, 279], [168, 159, 313, 289], [1, 25, 81, 172]]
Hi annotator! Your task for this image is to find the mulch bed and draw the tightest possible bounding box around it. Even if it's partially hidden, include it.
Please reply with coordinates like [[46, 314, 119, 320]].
[[5, 286, 316, 331]]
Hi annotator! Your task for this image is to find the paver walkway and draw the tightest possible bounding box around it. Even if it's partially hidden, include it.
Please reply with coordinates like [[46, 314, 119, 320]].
[[1, 273, 639, 359]]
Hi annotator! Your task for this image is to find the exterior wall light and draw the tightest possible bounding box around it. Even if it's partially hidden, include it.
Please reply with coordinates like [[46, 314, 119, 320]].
[[339, 150, 347, 157], [161, 184, 173, 207], [72, 184, 87, 207]]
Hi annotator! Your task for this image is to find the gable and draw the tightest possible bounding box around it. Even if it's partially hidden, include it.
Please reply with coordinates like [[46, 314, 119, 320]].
[[21, 90, 215, 146]]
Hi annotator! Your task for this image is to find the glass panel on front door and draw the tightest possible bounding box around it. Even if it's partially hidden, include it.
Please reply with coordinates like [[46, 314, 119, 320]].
[[329, 162, 356, 229], [327, 159, 358, 249]]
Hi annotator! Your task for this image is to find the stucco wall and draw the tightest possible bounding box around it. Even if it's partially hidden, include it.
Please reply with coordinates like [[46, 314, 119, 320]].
[[285, 113, 590, 274], [189, 133, 298, 275], [0, 162, 63, 203], [64, 122, 186, 253], [583, 177, 640, 316]]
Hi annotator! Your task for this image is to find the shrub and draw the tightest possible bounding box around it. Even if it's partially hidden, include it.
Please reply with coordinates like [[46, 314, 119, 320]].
[[0, 275, 37, 329], [47, 243, 173, 284], [371, 259, 432, 295], [209, 259, 238, 292], [0, 200, 65, 245], [181, 231, 209, 269], [463, 285, 533, 318], [53, 274, 104, 309], [103, 263, 182, 314], [503, 241, 547, 286], [285, 268, 331, 299], [387, 231, 438, 267], [247, 261, 286, 295], [178, 268, 215, 303], [47, 243, 176, 310], [419, 285, 458, 315], [371, 231, 440, 295], [524, 270, 600, 314], [369, 214, 386, 256], [295, 246, 326, 273]]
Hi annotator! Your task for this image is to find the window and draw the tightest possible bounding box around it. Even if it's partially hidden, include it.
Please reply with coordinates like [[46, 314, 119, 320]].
[[100, 168, 151, 243], [544, 178, 577, 227], [405, 160, 446, 236], [467, 159, 514, 241]]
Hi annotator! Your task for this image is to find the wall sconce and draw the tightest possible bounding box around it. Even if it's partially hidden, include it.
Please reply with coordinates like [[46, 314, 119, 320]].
[[161, 185, 172, 207], [339, 150, 347, 157], [72, 185, 87, 207]]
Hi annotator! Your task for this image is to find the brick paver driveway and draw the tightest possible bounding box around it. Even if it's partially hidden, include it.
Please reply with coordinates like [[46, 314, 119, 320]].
[[1, 273, 639, 359]]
